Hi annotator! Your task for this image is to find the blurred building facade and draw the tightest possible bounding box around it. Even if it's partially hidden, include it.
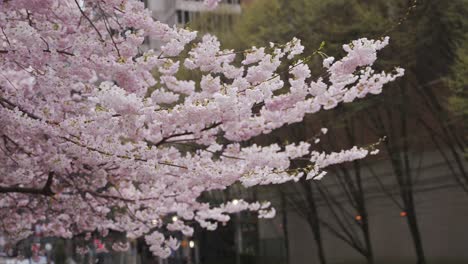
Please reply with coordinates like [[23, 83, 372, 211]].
[[141, 0, 245, 49]]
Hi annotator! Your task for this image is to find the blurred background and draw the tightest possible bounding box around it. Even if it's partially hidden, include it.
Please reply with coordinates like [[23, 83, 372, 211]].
[[1, 0, 467, 263]]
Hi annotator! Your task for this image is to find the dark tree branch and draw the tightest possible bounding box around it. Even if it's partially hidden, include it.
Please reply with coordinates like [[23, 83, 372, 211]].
[[149, 122, 222, 147], [0, 48, 75, 56], [0, 172, 54, 196], [74, 0, 105, 42]]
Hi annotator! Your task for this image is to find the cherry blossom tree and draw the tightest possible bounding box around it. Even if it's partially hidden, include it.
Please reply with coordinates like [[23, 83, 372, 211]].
[[0, 0, 403, 257]]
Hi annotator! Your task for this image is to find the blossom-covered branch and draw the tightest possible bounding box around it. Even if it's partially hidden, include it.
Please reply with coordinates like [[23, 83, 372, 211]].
[[0, 0, 403, 257]]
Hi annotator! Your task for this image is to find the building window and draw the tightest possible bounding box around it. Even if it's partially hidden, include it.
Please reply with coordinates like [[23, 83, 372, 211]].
[[177, 10, 193, 25]]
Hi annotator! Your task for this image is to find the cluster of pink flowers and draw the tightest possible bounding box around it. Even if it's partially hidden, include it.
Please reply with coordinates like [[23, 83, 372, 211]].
[[0, 0, 403, 257]]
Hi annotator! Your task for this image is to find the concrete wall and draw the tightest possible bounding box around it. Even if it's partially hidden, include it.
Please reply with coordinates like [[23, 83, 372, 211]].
[[281, 186, 468, 264], [257, 150, 468, 264]]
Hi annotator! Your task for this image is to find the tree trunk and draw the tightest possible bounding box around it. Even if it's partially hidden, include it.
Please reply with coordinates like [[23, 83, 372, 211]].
[[302, 181, 327, 264], [346, 118, 374, 264], [280, 191, 290, 264], [361, 214, 374, 264], [405, 194, 426, 264], [307, 214, 327, 264]]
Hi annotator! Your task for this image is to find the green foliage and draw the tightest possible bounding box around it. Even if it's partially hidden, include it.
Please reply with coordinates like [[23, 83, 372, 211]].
[[449, 37, 468, 118], [53, 239, 67, 263], [448, 30, 468, 155]]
